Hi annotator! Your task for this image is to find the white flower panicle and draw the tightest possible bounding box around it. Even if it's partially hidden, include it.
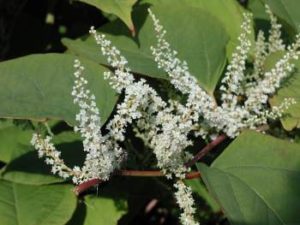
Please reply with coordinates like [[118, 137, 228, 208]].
[[90, 24, 193, 177], [250, 30, 267, 85], [89, 26, 134, 93], [71, 59, 125, 183], [148, 7, 298, 138], [148, 9, 200, 95], [245, 35, 300, 113], [220, 13, 252, 106], [148, 8, 218, 138], [30, 133, 81, 180], [174, 181, 199, 225], [265, 5, 285, 53]]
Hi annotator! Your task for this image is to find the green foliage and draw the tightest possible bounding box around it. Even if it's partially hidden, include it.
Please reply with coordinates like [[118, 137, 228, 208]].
[[77, 0, 137, 33], [0, 180, 77, 225], [0, 0, 300, 224], [142, 0, 255, 57], [0, 54, 117, 126], [63, 2, 230, 93], [83, 196, 127, 225], [0, 123, 33, 163], [199, 131, 300, 225], [262, 0, 300, 33]]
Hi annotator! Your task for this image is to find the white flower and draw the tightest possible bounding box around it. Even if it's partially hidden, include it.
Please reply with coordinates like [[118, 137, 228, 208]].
[[30, 133, 81, 181], [148, 7, 297, 138], [174, 180, 199, 225], [266, 5, 285, 53]]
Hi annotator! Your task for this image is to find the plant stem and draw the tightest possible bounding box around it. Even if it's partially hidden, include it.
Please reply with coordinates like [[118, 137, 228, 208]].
[[184, 134, 227, 168], [74, 134, 227, 195], [74, 170, 201, 195]]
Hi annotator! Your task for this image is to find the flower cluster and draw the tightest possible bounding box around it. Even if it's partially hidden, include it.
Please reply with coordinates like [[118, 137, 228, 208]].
[[149, 8, 298, 138], [174, 180, 199, 225], [31, 133, 81, 180], [31, 5, 299, 225]]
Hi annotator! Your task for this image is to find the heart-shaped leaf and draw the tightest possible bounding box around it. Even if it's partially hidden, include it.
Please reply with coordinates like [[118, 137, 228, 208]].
[[199, 131, 300, 225]]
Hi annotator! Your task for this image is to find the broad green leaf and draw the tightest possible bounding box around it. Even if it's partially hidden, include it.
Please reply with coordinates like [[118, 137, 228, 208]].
[[199, 131, 300, 225], [63, 2, 229, 93], [262, 0, 300, 33], [77, 0, 137, 34], [0, 125, 33, 163], [0, 53, 117, 125], [84, 195, 127, 225], [248, 0, 269, 20], [0, 180, 76, 225], [142, 0, 255, 58]]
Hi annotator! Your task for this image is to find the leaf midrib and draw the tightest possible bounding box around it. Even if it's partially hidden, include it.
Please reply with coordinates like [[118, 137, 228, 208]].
[[212, 167, 285, 225], [12, 183, 20, 225]]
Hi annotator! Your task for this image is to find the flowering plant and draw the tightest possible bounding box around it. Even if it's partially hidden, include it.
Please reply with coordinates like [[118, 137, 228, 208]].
[[30, 4, 300, 225], [1, 1, 300, 225]]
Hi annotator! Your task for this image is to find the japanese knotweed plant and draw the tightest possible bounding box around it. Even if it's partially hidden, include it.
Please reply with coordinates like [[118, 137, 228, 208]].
[[31, 6, 299, 225]]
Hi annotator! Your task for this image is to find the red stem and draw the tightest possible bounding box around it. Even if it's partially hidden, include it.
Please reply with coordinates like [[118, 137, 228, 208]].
[[74, 178, 103, 195], [184, 134, 227, 168], [74, 134, 227, 195], [74, 170, 201, 195]]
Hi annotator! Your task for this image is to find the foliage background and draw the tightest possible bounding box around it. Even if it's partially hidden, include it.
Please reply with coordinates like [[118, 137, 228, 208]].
[[0, 0, 300, 225]]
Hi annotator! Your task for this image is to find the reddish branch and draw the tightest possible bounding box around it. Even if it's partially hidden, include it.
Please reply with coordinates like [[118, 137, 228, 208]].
[[184, 134, 227, 168], [74, 170, 201, 195], [74, 134, 227, 195]]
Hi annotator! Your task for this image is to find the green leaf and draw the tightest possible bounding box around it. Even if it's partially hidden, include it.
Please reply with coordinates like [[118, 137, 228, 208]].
[[248, 0, 269, 20], [199, 130, 300, 225], [83, 195, 127, 225], [63, 2, 229, 93], [77, 0, 137, 34], [142, 0, 255, 58], [0, 124, 33, 163], [0, 53, 117, 126], [262, 0, 300, 33], [0, 180, 77, 225]]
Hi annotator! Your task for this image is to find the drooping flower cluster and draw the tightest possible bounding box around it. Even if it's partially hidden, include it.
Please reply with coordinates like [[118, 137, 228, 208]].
[[31, 5, 299, 225]]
